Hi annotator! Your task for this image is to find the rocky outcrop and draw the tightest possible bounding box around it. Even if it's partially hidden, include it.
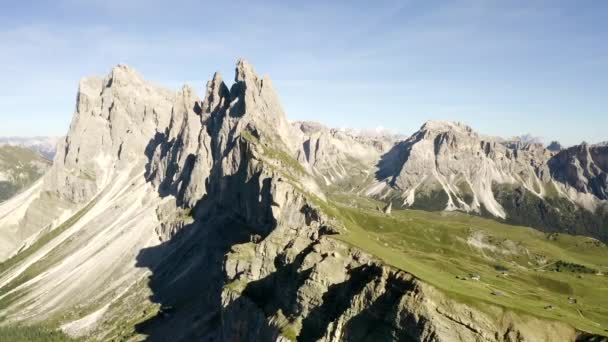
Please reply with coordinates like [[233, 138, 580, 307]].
[[374, 121, 554, 218], [370, 120, 608, 242], [0, 65, 176, 262], [46, 64, 175, 204], [146, 60, 323, 227], [549, 143, 608, 201], [0, 60, 605, 342], [221, 220, 579, 342], [292, 121, 396, 187], [547, 141, 563, 152]]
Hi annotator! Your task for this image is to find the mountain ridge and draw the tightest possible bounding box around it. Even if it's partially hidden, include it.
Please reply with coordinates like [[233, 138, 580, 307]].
[[0, 137, 59, 160], [0, 60, 606, 341]]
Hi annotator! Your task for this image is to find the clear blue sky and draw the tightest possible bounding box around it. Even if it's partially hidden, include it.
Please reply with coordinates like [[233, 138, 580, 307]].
[[0, 0, 606, 146]]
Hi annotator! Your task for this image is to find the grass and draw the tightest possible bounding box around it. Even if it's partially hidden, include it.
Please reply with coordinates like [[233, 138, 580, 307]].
[[0, 324, 78, 341], [224, 279, 248, 294], [320, 193, 608, 336], [0, 146, 50, 166], [92, 278, 160, 341], [0, 195, 98, 303], [242, 129, 307, 177], [272, 309, 300, 342], [493, 183, 608, 242], [0, 145, 51, 201]]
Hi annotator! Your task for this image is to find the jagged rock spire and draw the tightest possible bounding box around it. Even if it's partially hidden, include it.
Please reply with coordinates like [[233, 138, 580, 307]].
[[201, 72, 229, 115], [235, 58, 257, 82]]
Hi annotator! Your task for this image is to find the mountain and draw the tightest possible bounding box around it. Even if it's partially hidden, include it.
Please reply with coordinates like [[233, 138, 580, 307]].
[[369, 120, 608, 242], [0, 60, 606, 341], [547, 141, 563, 152], [0, 136, 59, 159], [0, 145, 50, 202]]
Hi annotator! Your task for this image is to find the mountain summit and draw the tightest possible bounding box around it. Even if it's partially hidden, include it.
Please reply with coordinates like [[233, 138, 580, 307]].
[[0, 60, 606, 341]]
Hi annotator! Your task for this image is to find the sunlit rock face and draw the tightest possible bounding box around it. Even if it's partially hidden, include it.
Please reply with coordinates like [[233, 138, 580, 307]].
[[0, 60, 606, 342]]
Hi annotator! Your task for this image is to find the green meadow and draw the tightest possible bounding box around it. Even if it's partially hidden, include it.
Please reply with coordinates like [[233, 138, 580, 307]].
[[324, 193, 608, 336]]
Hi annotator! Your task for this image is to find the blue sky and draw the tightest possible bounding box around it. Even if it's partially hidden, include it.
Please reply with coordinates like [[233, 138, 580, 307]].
[[0, 0, 606, 146]]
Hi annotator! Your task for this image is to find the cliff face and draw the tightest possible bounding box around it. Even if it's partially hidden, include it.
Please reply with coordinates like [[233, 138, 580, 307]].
[[370, 121, 608, 242], [0, 60, 606, 342], [549, 143, 608, 201], [373, 121, 555, 218], [47, 65, 175, 204], [221, 221, 579, 342], [291, 121, 396, 187]]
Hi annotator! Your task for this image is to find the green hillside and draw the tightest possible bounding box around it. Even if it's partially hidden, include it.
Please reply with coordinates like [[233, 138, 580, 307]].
[[0, 145, 51, 202], [322, 193, 608, 336]]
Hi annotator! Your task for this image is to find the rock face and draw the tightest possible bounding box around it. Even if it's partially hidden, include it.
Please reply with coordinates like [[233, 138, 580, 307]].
[[547, 141, 563, 152], [549, 143, 608, 201], [383, 201, 392, 215], [292, 121, 396, 186], [0, 60, 606, 342], [374, 121, 554, 218], [372, 121, 608, 241], [222, 235, 578, 342], [46, 65, 175, 204]]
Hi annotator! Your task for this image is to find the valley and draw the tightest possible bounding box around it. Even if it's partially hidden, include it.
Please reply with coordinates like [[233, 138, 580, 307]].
[[0, 60, 605, 341]]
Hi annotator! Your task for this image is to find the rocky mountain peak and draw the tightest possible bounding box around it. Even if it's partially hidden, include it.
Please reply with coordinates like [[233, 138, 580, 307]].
[[374, 120, 557, 218], [47, 64, 176, 203], [293, 121, 327, 135], [547, 140, 563, 152], [106, 64, 145, 87], [226, 59, 293, 149], [419, 120, 475, 135], [2, 60, 608, 341], [235, 58, 257, 83], [549, 142, 608, 200], [201, 72, 229, 115]]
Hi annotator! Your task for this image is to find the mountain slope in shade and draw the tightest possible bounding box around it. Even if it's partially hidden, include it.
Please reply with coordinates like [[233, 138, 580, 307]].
[[0, 61, 606, 341]]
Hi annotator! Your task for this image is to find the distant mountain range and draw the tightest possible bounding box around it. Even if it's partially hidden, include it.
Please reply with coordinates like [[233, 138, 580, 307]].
[[0, 61, 606, 341], [0, 145, 51, 203], [0, 136, 59, 159]]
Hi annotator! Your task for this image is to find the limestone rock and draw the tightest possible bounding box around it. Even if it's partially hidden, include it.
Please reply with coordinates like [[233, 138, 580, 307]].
[[549, 142, 608, 200], [374, 121, 578, 216], [0, 59, 606, 342], [383, 202, 392, 215], [547, 140, 563, 152]]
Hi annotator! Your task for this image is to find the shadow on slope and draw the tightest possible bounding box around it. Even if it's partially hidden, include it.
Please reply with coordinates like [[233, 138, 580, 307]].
[[134, 215, 255, 341], [134, 129, 278, 341], [375, 141, 410, 183]]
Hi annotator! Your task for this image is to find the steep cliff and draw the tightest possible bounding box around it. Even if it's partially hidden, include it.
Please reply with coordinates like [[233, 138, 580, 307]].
[[0, 61, 606, 342], [371, 121, 608, 242]]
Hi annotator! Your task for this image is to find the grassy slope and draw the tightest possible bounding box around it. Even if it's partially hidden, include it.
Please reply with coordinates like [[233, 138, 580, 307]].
[[247, 134, 608, 336], [2, 130, 606, 338], [324, 193, 608, 336], [0, 197, 98, 339], [0, 325, 77, 341], [0, 145, 51, 202], [494, 183, 608, 242]]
